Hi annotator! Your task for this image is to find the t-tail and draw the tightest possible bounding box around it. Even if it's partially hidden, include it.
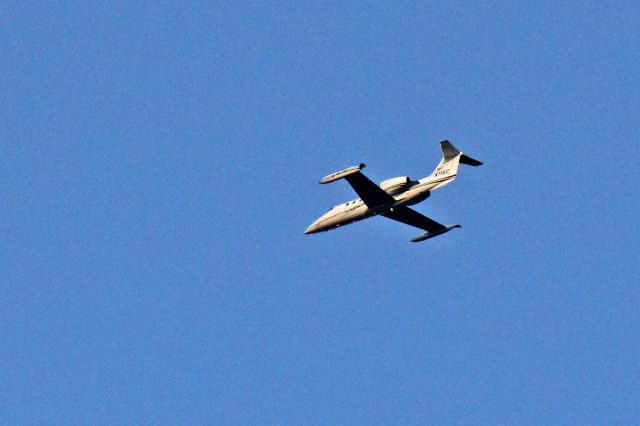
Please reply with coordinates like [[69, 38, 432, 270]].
[[426, 140, 482, 190]]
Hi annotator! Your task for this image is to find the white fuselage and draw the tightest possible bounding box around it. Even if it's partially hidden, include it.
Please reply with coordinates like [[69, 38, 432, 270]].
[[305, 172, 456, 234]]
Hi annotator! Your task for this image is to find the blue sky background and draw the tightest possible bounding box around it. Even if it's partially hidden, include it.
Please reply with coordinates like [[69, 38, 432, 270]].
[[2, 2, 639, 424]]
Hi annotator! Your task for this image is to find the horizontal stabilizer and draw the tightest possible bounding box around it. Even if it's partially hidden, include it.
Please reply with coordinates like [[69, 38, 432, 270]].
[[319, 163, 366, 184], [460, 154, 483, 166], [410, 224, 461, 242]]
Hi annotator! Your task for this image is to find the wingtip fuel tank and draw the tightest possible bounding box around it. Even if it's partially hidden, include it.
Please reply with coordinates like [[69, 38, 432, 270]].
[[410, 224, 461, 242]]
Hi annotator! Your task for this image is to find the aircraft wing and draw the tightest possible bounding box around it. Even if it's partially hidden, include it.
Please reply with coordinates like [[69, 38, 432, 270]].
[[344, 173, 395, 207], [320, 164, 395, 207], [382, 207, 446, 232]]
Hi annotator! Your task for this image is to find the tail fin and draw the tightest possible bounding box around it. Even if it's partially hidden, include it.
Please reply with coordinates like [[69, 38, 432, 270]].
[[440, 140, 483, 166], [440, 140, 461, 161], [427, 140, 482, 189]]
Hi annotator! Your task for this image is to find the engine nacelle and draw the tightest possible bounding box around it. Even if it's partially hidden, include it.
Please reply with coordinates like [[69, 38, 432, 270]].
[[379, 176, 413, 195]]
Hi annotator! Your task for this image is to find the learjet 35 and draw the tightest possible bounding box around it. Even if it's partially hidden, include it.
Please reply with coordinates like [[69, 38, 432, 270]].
[[304, 140, 482, 242]]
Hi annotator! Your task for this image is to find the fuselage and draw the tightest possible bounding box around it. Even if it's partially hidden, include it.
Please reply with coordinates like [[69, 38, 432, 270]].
[[305, 173, 456, 234]]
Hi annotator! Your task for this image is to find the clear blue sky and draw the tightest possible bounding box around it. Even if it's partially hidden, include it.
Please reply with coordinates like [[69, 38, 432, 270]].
[[2, 2, 639, 424]]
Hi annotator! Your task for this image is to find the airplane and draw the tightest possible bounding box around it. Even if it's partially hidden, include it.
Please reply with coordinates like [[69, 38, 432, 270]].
[[304, 140, 482, 242]]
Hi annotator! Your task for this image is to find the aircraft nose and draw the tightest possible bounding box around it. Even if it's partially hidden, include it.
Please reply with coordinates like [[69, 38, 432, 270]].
[[305, 222, 318, 234]]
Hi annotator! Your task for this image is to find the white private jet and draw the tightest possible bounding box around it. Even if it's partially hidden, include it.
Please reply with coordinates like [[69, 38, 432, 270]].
[[305, 140, 482, 242]]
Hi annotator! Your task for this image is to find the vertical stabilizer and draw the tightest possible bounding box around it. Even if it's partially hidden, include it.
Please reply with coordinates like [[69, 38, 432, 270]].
[[428, 140, 462, 180], [431, 140, 483, 174], [426, 140, 482, 190], [440, 140, 461, 161]]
